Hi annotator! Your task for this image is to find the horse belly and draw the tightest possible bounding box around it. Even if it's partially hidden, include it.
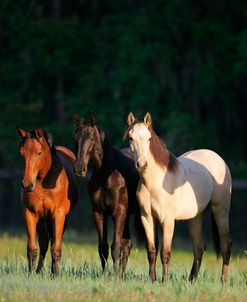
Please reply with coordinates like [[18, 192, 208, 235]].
[[175, 181, 211, 220], [175, 159, 214, 220]]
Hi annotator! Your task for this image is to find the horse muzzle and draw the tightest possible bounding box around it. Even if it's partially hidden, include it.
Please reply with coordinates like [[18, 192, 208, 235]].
[[74, 164, 87, 178], [136, 161, 148, 173], [22, 180, 36, 192]]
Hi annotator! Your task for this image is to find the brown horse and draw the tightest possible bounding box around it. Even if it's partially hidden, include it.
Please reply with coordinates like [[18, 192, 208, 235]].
[[17, 127, 79, 276], [73, 113, 143, 275]]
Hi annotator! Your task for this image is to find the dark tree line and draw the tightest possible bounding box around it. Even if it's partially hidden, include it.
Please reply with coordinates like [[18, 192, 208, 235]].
[[0, 1, 246, 238]]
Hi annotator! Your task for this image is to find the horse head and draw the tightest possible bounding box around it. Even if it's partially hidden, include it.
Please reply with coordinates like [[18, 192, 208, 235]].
[[124, 112, 152, 173], [73, 112, 103, 177], [17, 127, 52, 192]]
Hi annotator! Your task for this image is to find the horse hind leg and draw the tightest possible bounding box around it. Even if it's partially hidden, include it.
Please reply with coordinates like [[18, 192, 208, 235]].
[[187, 214, 206, 281], [211, 203, 232, 281], [36, 218, 50, 273], [93, 211, 109, 273]]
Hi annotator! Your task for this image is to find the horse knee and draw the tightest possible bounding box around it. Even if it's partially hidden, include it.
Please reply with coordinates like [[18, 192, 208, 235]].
[[160, 250, 171, 265], [122, 239, 132, 255], [51, 245, 62, 262], [111, 243, 122, 262], [147, 244, 156, 263], [194, 244, 206, 260], [27, 244, 38, 258]]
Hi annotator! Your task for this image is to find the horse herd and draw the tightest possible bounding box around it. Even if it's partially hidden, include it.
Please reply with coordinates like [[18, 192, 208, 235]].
[[17, 112, 232, 282]]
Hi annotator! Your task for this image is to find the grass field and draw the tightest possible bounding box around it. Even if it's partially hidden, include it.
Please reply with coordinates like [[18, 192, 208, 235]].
[[0, 233, 246, 302]]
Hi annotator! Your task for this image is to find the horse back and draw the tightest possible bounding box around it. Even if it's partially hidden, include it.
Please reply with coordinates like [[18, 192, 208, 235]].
[[55, 146, 79, 209], [55, 146, 76, 164]]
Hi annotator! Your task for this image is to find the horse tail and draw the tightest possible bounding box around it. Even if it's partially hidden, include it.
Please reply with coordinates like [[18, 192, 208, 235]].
[[211, 213, 221, 258]]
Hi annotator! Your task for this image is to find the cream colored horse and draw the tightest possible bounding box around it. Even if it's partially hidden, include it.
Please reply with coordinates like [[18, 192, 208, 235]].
[[125, 112, 232, 282]]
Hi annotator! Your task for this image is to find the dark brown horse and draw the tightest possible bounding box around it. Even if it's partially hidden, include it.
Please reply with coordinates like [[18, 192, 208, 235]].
[[73, 113, 143, 275], [17, 127, 79, 276]]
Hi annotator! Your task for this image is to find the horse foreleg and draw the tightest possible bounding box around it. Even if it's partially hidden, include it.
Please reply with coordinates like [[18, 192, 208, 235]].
[[121, 218, 132, 273], [24, 209, 38, 274], [36, 218, 50, 273], [111, 206, 126, 277], [93, 211, 109, 273], [161, 218, 175, 282], [51, 213, 66, 276], [141, 214, 157, 282], [187, 215, 205, 281]]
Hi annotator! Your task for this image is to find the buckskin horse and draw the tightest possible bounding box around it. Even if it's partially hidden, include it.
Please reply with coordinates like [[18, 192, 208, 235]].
[[17, 127, 79, 276], [73, 113, 143, 275], [124, 112, 232, 282]]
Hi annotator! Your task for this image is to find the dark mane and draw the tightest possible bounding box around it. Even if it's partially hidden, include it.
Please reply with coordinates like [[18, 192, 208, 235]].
[[124, 121, 178, 173], [148, 127, 178, 173]]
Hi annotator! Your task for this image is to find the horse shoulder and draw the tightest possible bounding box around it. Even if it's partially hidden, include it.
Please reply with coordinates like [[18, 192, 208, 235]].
[[55, 148, 79, 204], [136, 181, 152, 215]]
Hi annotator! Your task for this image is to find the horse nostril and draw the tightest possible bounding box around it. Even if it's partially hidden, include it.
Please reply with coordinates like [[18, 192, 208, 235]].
[[22, 180, 35, 192], [81, 168, 87, 175], [136, 161, 147, 172], [74, 163, 81, 173]]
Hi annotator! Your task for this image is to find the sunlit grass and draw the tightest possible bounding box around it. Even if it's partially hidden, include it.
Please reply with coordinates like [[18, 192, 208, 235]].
[[0, 233, 246, 302]]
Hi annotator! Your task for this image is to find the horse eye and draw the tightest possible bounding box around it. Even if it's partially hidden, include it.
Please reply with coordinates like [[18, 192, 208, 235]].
[[38, 151, 42, 156], [148, 137, 151, 141], [129, 137, 133, 141]]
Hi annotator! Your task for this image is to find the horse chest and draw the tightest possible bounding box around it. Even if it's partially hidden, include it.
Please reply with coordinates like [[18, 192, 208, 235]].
[[24, 191, 57, 217], [89, 172, 123, 212], [90, 186, 115, 211], [137, 179, 176, 222]]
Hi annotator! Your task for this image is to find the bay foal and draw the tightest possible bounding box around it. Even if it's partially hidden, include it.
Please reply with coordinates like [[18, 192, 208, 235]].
[[17, 127, 78, 275]]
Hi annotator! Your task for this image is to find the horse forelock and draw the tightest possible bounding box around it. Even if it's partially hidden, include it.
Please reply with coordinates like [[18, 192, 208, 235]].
[[123, 120, 142, 140], [19, 129, 52, 150]]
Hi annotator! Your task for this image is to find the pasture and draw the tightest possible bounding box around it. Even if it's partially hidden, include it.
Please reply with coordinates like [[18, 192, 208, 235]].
[[0, 233, 246, 302]]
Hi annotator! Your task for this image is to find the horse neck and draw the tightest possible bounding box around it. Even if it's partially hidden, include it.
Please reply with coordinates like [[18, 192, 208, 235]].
[[92, 135, 114, 174], [141, 150, 168, 184], [38, 148, 53, 181]]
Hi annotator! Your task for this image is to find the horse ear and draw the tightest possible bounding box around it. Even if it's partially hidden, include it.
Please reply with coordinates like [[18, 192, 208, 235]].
[[73, 112, 81, 126], [35, 127, 43, 139], [16, 127, 26, 138], [90, 112, 96, 125], [127, 112, 135, 126], [46, 133, 53, 148], [144, 112, 152, 127]]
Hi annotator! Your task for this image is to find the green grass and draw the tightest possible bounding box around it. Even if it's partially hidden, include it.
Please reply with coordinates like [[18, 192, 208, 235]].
[[0, 233, 246, 302]]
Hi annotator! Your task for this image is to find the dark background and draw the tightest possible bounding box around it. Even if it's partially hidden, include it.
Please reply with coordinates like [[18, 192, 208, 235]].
[[0, 1, 246, 248]]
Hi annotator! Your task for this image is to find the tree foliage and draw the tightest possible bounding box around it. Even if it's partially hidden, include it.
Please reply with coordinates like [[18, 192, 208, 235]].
[[0, 0, 246, 173]]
